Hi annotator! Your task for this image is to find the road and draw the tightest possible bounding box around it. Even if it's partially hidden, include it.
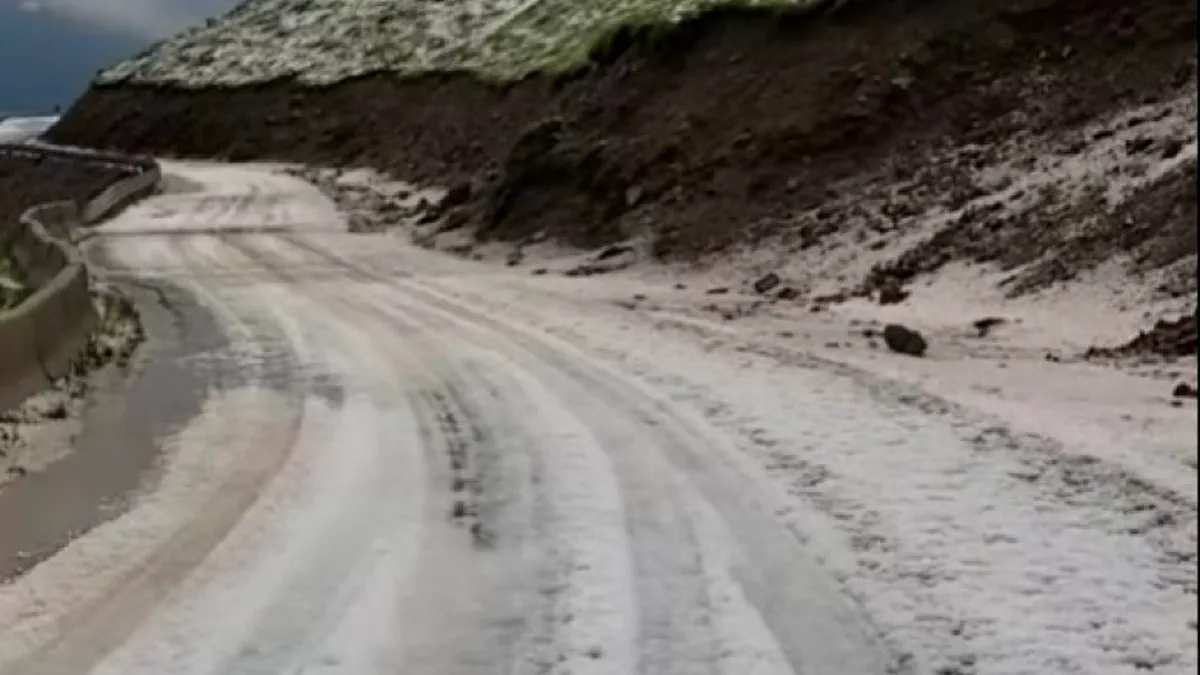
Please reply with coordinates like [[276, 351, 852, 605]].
[[0, 163, 895, 674], [0, 161, 1193, 675]]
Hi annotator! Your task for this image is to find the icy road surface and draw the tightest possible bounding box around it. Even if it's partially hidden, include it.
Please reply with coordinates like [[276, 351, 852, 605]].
[[0, 162, 1193, 675]]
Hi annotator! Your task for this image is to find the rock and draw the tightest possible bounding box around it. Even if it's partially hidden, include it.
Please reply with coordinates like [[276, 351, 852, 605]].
[[882, 323, 928, 357], [776, 286, 801, 301], [531, 268, 548, 276], [596, 243, 634, 261], [706, 287, 730, 295], [443, 180, 473, 207], [877, 282, 910, 305], [973, 316, 1007, 337], [469, 522, 495, 548], [1160, 138, 1185, 159], [435, 207, 471, 234], [753, 272, 782, 294], [1172, 382, 1197, 398], [44, 402, 68, 420], [1124, 136, 1154, 155]]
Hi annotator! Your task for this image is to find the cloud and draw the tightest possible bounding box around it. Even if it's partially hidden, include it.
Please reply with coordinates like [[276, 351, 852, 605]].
[[24, 0, 235, 38]]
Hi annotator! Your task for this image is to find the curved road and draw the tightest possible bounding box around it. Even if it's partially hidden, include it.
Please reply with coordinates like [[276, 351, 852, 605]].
[[0, 163, 896, 674]]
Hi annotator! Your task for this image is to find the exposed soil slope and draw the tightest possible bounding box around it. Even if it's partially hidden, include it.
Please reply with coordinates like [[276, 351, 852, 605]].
[[49, 0, 1197, 350], [53, 0, 1196, 242]]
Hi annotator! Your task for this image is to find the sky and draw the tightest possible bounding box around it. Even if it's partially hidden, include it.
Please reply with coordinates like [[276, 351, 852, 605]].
[[0, 0, 233, 116]]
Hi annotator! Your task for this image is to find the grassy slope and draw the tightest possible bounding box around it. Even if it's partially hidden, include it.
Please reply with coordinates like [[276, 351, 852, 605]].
[[98, 0, 819, 86]]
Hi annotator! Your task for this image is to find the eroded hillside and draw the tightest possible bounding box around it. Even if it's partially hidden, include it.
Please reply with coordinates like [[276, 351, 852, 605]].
[[48, 0, 1198, 352]]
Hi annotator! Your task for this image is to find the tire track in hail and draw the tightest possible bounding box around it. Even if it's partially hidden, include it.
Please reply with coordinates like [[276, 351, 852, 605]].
[[272, 235, 784, 674], [278, 233, 897, 674], [362, 279, 789, 675], [220, 234, 636, 674], [389, 276, 898, 675], [135, 233, 429, 675], [199, 234, 531, 675], [215, 235, 541, 673]]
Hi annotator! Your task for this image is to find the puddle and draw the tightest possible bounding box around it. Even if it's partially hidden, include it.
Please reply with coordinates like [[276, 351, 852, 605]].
[[0, 272, 299, 579]]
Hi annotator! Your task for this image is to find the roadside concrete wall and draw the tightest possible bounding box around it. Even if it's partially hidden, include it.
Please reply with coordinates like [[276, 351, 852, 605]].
[[0, 145, 161, 412]]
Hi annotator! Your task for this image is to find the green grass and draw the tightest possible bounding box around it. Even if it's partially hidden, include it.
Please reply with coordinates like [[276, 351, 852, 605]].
[[97, 0, 826, 86]]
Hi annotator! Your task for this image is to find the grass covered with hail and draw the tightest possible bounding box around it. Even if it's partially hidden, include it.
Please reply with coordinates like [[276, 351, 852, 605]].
[[98, 0, 823, 86]]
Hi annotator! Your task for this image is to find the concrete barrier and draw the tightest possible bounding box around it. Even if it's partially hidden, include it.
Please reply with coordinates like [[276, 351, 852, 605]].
[[0, 143, 160, 227], [0, 146, 160, 411], [0, 208, 95, 412], [83, 166, 159, 223]]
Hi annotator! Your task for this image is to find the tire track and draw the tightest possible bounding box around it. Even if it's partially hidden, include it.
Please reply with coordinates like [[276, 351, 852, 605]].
[[219, 234, 641, 674], [275, 233, 894, 674], [197, 234, 537, 675]]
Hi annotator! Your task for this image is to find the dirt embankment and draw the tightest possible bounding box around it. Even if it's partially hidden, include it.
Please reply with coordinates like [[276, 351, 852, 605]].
[[48, 0, 1197, 353]]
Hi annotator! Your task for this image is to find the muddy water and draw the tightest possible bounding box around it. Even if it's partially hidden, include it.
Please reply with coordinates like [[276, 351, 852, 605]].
[[0, 271, 295, 580]]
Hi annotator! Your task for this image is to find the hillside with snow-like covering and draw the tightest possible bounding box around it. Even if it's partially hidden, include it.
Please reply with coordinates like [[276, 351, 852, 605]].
[[99, 0, 822, 86]]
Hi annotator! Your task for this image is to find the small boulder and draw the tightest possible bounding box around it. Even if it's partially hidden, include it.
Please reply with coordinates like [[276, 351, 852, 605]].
[[882, 323, 928, 357], [416, 209, 440, 226], [753, 272, 782, 295], [1172, 382, 1197, 399], [443, 180, 473, 207], [434, 207, 471, 234], [1124, 136, 1154, 155], [877, 282, 910, 306], [1160, 138, 1185, 159], [596, 244, 635, 261], [776, 286, 801, 301], [972, 316, 1007, 337]]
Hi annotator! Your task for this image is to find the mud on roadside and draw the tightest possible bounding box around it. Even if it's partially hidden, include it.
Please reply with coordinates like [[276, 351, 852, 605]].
[[0, 288, 145, 490]]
